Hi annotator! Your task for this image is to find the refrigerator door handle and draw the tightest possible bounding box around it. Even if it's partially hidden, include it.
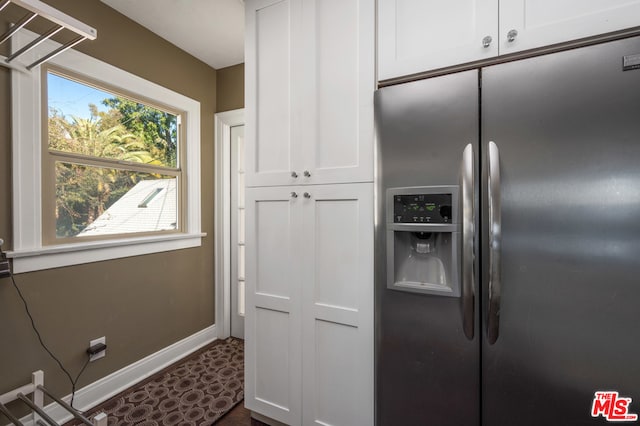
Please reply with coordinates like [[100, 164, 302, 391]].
[[461, 143, 475, 340], [487, 141, 502, 344]]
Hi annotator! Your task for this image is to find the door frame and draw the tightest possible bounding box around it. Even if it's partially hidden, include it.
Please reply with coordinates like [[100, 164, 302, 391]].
[[214, 108, 245, 339]]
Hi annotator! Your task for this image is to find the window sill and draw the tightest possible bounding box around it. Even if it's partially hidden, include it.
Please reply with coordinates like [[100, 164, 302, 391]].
[[7, 233, 206, 273]]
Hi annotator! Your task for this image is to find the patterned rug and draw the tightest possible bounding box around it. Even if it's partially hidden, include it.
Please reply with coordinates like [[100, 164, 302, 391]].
[[67, 338, 244, 425]]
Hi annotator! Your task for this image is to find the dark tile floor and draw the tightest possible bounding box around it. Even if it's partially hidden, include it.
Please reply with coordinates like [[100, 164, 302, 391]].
[[216, 402, 269, 425], [216, 401, 251, 425]]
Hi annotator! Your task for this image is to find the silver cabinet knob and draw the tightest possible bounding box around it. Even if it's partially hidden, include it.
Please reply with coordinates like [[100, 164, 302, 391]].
[[482, 35, 492, 48], [303, 170, 311, 177], [290, 192, 298, 198], [303, 192, 311, 199], [507, 29, 518, 42], [291, 171, 298, 178]]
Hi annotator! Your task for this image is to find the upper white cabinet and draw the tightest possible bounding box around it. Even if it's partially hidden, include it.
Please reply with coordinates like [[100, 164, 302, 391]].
[[246, 0, 374, 187], [245, 0, 301, 187], [500, 0, 640, 54], [379, 0, 640, 81], [378, 0, 498, 81]]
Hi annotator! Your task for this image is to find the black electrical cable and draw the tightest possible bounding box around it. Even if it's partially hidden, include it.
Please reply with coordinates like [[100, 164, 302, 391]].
[[0, 245, 89, 409], [71, 357, 91, 407]]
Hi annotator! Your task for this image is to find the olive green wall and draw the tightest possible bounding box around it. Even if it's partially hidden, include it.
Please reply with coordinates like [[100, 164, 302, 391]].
[[216, 63, 245, 112], [0, 0, 219, 417]]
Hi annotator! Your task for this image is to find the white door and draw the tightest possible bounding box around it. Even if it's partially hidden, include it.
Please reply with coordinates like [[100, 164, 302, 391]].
[[230, 125, 246, 339], [245, 186, 303, 425], [301, 183, 374, 426], [378, 0, 498, 81], [245, 0, 304, 187], [500, 0, 640, 54], [300, 0, 375, 185]]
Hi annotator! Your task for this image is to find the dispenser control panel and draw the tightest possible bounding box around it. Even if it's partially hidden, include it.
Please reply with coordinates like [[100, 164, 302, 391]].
[[385, 186, 460, 297], [393, 194, 452, 224]]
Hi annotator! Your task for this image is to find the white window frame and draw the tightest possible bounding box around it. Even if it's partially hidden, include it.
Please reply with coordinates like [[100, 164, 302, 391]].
[[7, 30, 204, 273]]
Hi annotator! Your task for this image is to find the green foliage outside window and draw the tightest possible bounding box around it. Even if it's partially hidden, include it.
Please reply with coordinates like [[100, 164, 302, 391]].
[[102, 97, 178, 168]]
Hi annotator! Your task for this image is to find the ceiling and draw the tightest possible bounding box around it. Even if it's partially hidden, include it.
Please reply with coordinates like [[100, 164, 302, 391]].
[[100, 0, 245, 70]]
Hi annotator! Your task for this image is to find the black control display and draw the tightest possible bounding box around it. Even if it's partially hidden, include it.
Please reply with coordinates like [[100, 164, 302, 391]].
[[394, 194, 453, 224]]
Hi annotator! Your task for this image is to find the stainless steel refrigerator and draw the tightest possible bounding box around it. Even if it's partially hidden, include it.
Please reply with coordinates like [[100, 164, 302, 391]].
[[375, 36, 640, 425]]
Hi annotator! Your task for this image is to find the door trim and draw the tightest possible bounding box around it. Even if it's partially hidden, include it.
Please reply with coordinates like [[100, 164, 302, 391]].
[[214, 108, 245, 339]]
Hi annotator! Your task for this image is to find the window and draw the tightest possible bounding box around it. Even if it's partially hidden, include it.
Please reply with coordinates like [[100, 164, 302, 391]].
[[9, 30, 203, 273], [44, 69, 183, 243]]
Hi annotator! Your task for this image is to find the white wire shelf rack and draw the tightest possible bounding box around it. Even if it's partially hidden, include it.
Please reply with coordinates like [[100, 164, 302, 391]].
[[0, 0, 97, 72]]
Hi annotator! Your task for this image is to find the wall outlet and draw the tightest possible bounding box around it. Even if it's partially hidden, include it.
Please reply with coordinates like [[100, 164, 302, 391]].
[[89, 336, 106, 362]]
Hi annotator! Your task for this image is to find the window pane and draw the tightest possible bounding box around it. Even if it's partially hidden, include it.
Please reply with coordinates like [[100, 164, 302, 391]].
[[237, 132, 245, 172], [238, 171, 245, 209], [238, 280, 245, 317], [238, 210, 245, 244], [238, 244, 245, 280], [48, 72, 178, 168], [55, 162, 177, 238]]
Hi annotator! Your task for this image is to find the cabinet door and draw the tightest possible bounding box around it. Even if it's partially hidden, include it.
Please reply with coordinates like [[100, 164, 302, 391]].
[[245, 186, 302, 425], [500, 0, 640, 54], [245, 0, 304, 187], [300, 0, 375, 185], [300, 183, 374, 426], [378, 0, 498, 81]]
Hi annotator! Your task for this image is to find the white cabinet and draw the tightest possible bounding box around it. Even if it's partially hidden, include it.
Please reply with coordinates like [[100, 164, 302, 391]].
[[379, 0, 640, 81], [378, 0, 498, 81], [244, 186, 302, 425], [245, 0, 300, 187], [245, 0, 375, 423], [500, 0, 640, 54], [245, 0, 374, 187], [300, 184, 373, 426], [245, 183, 374, 426]]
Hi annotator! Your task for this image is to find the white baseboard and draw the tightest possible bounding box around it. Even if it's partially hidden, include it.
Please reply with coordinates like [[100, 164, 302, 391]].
[[17, 324, 217, 426]]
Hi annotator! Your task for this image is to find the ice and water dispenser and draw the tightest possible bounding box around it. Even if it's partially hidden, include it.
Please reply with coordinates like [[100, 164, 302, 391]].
[[386, 186, 460, 297]]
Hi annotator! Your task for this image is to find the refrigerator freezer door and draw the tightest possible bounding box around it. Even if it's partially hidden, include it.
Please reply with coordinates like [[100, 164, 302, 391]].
[[481, 36, 640, 425], [375, 70, 480, 426]]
